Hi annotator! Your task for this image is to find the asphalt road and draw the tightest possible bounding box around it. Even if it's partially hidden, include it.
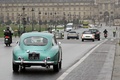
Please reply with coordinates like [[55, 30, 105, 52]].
[[0, 24, 119, 80]]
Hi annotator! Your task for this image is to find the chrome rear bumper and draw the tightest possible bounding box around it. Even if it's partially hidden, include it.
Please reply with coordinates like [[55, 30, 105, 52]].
[[13, 61, 55, 65]]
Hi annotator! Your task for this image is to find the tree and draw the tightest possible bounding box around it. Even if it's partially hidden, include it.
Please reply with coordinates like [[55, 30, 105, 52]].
[[43, 20, 47, 25], [5, 19, 12, 25], [33, 20, 38, 25], [16, 20, 20, 24], [39, 20, 42, 25]]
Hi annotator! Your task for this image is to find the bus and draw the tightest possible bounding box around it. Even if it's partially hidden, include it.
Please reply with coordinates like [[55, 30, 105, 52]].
[[82, 20, 89, 28]]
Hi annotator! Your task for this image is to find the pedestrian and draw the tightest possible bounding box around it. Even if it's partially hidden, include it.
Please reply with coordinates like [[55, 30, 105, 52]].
[[18, 30, 21, 37], [116, 27, 117, 30], [14, 29, 18, 38], [113, 29, 116, 37]]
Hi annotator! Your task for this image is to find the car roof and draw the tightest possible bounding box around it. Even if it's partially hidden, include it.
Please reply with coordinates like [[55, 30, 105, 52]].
[[21, 32, 54, 39], [88, 28, 98, 30], [83, 30, 92, 34], [69, 31, 76, 33]]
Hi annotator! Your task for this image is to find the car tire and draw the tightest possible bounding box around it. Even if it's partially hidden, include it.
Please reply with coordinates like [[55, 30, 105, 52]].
[[67, 37, 69, 39], [76, 37, 79, 40], [98, 38, 100, 41], [59, 61, 62, 69], [53, 63, 59, 72], [92, 39, 94, 42], [82, 39, 84, 42], [13, 63, 19, 72]]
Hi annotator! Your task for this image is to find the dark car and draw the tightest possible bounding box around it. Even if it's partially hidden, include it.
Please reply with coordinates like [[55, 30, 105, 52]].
[[67, 31, 79, 39], [88, 28, 100, 40]]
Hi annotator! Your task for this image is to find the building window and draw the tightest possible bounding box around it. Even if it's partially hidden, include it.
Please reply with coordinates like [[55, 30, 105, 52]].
[[100, 12, 102, 14], [111, 12, 113, 14]]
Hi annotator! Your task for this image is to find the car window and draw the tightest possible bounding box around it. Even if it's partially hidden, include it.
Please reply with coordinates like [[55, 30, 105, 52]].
[[69, 31, 76, 33], [24, 36, 48, 46], [83, 31, 92, 34], [89, 29, 98, 32]]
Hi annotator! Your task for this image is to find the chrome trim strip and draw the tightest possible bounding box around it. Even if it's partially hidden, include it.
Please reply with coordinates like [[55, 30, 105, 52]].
[[14, 61, 54, 64]]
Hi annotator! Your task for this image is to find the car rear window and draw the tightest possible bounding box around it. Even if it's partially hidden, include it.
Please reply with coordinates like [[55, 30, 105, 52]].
[[89, 29, 98, 32], [83, 31, 92, 34], [69, 31, 76, 33], [24, 36, 48, 46]]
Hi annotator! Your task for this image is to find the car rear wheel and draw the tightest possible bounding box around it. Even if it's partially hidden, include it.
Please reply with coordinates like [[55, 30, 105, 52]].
[[13, 63, 19, 72], [92, 39, 94, 42], [53, 63, 59, 72], [76, 37, 79, 40], [67, 37, 70, 39], [82, 39, 84, 42], [98, 38, 100, 41], [59, 61, 62, 69]]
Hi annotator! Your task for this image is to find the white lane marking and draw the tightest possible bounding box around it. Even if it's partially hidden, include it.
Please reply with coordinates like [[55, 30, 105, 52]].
[[57, 39, 108, 80]]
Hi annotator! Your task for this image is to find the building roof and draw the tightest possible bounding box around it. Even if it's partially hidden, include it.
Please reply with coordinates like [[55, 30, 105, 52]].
[[0, 0, 95, 3]]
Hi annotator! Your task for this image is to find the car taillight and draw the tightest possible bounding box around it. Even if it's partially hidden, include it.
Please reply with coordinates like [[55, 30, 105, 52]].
[[81, 34, 83, 38], [92, 34, 95, 38]]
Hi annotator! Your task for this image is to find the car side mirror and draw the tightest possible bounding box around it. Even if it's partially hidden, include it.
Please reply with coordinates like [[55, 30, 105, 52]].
[[16, 41, 19, 44]]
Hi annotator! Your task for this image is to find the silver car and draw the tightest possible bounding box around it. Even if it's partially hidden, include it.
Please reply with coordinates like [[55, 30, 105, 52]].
[[81, 31, 95, 42], [67, 31, 79, 39]]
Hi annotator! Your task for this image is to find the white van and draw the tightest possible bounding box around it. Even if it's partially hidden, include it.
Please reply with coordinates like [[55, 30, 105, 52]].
[[66, 23, 73, 32]]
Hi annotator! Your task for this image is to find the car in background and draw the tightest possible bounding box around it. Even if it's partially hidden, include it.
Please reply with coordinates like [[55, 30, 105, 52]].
[[66, 26, 73, 32], [67, 31, 79, 39], [52, 29, 64, 39], [66, 23, 73, 32], [88, 28, 100, 40], [81, 31, 95, 42], [12, 32, 62, 72]]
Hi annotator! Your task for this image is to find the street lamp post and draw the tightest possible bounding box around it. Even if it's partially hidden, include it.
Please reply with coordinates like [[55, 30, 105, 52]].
[[31, 8, 34, 31], [18, 14, 22, 36], [22, 6, 26, 33], [39, 11, 41, 32], [109, 15, 111, 27], [55, 12, 57, 30], [63, 12, 66, 31]]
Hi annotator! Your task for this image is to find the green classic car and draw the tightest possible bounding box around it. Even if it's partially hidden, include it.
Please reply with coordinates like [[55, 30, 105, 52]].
[[12, 32, 62, 72]]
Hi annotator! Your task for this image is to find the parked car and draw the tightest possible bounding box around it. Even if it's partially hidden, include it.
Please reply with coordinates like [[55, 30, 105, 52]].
[[88, 28, 100, 40], [81, 31, 95, 42], [12, 32, 62, 72], [67, 31, 79, 39]]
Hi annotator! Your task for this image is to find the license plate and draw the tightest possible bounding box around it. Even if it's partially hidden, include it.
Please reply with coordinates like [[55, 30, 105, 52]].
[[29, 53, 39, 60], [86, 36, 90, 37]]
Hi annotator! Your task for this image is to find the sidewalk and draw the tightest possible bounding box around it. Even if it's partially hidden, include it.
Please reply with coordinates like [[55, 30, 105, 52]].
[[112, 39, 120, 80], [57, 39, 117, 80]]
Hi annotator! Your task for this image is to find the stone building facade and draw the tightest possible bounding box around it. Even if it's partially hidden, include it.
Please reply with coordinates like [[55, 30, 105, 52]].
[[0, 0, 120, 24]]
